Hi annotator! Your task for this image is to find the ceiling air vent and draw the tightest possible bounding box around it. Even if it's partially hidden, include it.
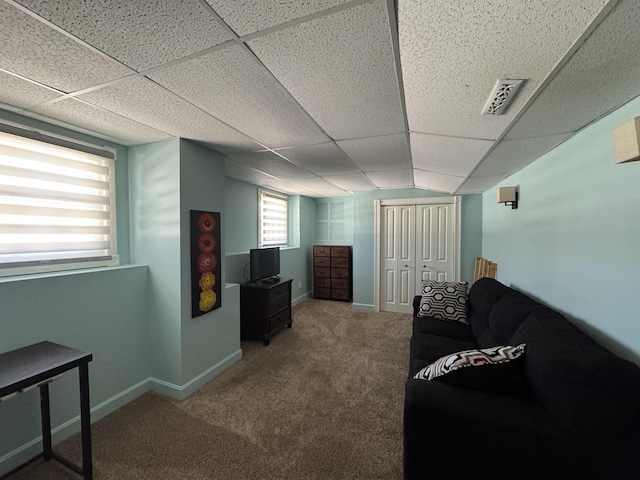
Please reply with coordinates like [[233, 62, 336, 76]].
[[482, 79, 524, 115]]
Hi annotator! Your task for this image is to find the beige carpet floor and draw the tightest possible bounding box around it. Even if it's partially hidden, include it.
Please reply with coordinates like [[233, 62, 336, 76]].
[[5, 299, 412, 480]]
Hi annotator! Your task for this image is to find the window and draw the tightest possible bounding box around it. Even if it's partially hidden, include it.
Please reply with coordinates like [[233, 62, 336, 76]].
[[0, 125, 117, 277], [258, 189, 288, 247]]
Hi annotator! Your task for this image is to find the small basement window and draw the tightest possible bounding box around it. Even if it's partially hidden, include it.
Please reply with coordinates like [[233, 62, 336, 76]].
[[0, 123, 118, 277]]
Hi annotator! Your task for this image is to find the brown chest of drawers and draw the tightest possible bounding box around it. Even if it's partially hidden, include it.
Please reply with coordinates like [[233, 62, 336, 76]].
[[313, 245, 352, 302]]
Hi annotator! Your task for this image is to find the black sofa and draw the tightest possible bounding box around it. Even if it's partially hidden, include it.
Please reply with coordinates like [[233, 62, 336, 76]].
[[404, 277, 640, 480]]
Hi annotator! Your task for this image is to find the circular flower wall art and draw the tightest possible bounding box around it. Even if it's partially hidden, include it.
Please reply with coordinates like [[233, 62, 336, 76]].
[[190, 210, 221, 317]]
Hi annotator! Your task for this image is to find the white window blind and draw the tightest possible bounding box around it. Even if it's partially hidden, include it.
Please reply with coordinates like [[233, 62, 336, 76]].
[[0, 129, 117, 276], [259, 189, 288, 247]]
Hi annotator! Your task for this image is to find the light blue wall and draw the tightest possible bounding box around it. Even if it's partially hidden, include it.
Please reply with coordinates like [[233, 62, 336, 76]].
[[0, 107, 149, 477], [482, 95, 640, 364], [129, 139, 183, 386], [349, 189, 483, 309], [178, 140, 241, 385], [224, 178, 315, 303]]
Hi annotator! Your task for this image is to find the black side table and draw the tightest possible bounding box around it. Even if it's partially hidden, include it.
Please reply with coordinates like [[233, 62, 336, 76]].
[[0, 341, 93, 479]]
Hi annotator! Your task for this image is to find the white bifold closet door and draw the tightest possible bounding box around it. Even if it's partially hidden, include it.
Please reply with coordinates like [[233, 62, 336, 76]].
[[380, 203, 457, 313]]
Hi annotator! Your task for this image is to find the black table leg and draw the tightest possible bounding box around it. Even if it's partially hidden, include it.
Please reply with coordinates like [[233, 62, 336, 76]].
[[39, 383, 52, 460], [78, 363, 93, 480]]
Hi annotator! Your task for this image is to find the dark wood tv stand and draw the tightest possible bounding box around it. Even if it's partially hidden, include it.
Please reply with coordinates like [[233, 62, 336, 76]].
[[240, 277, 292, 346]]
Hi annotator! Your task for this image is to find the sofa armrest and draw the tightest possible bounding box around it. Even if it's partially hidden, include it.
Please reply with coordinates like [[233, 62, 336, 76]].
[[412, 295, 421, 317], [404, 379, 568, 479], [403, 378, 638, 479]]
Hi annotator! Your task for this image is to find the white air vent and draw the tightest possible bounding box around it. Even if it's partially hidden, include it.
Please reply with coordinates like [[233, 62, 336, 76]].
[[482, 79, 524, 115]]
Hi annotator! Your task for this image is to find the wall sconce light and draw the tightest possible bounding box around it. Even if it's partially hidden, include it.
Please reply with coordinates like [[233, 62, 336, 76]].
[[497, 186, 518, 209], [612, 117, 640, 163]]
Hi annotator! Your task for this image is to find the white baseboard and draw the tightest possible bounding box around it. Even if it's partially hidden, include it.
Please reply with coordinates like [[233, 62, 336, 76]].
[[149, 348, 242, 400], [292, 290, 312, 305], [352, 303, 374, 311]]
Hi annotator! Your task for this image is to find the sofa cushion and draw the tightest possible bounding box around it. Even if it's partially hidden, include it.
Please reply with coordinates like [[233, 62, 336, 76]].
[[413, 314, 475, 342], [468, 277, 512, 343], [487, 291, 542, 346], [414, 344, 526, 389], [410, 332, 477, 365], [511, 311, 640, 435], [418, 280, 468, 324]]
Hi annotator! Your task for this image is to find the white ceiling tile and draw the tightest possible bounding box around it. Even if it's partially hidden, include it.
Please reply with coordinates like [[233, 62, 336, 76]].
[[248, 1, 405, 140], [0, 2, 133, 93], [275, 143, 358, 175], [413, 169, 465, 194], [456, 175, 507, 194], [28, 98, 171, 145], [14, 0, 233, 72], [225, 158, 277, 183], [0, 70, 62, 109], [283, 176, 350, 194], [260, 179, 322, 196], [366, 169, 414, 189], [473, 133, 573, 177], [206, 0, 351, 37], [410, 133, 494, 177], [506, 0, 640, 140], [336, 134, 412, 172], [399, 0, 610, 139], [150, 44, 329, 149], [227, 150, 315, 178], [323, 172, 376, 191], [77, 77, 262, 154]]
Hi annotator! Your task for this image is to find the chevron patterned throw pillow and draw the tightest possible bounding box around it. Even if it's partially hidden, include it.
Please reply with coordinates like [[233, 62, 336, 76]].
[[417, 280, 469, 324], [414, 344, 526, 389]]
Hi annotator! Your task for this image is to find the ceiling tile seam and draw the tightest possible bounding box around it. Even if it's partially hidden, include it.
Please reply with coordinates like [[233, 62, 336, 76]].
[[33, 95, 172, 138], [409, 129, 496, 142], [384, 0, 410, 138], [0, 67, 67, 97], [266, 175, 349, 196], [136, 75, 275, 150], [194, 0, 242, 41], [453, 0, 622, 194], [22, 74, 143, 112], [15, 109, 156, 147], [138, 40, 239, 77], [331, 141, 375, 176], [238, 0, 375, 43], [240, 41, 333, 144], [413, 167, 466, 179], [4, 0, 137, 75]]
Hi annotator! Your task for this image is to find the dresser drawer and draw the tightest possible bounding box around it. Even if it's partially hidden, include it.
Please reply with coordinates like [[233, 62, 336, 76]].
[[331, 268, 349, 279], [315, 288, 331, 299], [270, 307, 291, 332], [314, 267, 331, 278], [331, 289, 350, 301], [331, 256, 349, 269], [315, 277, 331, 288], [331, 246, 350, 257], [331, 278, 349, 290], [268, 295, 290, 316], [268, 284, 289, 302], [314, 246, 331, 257], [314, 256, 331, 267]]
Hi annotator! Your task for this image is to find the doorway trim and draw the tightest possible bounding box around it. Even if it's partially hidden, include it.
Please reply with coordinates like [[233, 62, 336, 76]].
[[374, 196, 461, 312]]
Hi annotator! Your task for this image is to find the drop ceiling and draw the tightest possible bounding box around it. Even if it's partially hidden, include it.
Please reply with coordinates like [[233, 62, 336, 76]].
[[0, 0, 637, 197]]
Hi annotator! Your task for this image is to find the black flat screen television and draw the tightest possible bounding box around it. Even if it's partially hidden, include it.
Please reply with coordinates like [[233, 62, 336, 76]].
[[249, 247, 280, 283]]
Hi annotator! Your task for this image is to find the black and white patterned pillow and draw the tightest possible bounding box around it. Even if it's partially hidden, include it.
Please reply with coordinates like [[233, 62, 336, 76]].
[[418, 280, 468, 324], [414, 344, 526, 389]]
